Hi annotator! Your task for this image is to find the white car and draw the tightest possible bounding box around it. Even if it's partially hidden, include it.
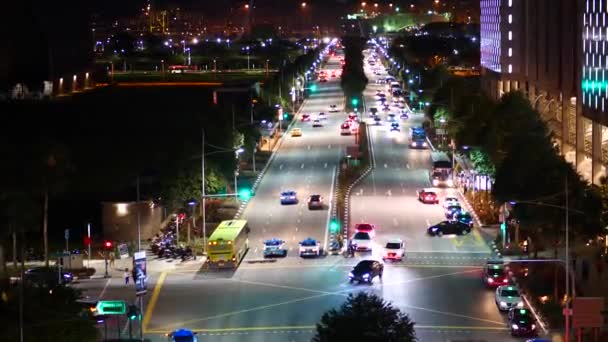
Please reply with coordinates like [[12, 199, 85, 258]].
[[312, 119, 323, 127], [328, 104, 339, 113], [299, 238, 321, 257], [495, 285, 524, 311], [318, 112, 327, 120], [382, 239, 405, 261], [352, 232, 372, 252], [443, 196, 460, 209]]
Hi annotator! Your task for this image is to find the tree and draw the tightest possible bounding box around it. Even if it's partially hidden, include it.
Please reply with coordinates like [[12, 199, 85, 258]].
[[312, 293, 417, 342], [340, 36, 368, 109], [0, 282, 98, 341]]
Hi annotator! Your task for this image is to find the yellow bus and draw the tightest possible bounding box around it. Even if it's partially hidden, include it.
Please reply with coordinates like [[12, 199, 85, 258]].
[[206, 220, 250, 268]]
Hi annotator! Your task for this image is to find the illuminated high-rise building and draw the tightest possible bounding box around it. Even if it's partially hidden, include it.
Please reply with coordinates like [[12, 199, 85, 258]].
[[479, 0, 608, 183]]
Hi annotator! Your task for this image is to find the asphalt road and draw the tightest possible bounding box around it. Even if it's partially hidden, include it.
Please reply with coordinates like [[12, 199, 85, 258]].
[[76, 50, 549, 342], [240, 54, 354, 258]]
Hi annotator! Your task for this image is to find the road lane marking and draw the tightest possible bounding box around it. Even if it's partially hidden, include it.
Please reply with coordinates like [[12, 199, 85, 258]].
[[300, 163, 305, 169], [328, 144, 331, 149], [142, 271, 167, 333], [400, 303, 505, 326], [279, 164, 283, 170], [324, 162, 327, 168], [384, 163, 388, 168], [392, 218, 398, 227], [323, 166, 337, 252], [98, 277, 111, 299], [307, 145, 311, 150], [406, 163, 410, 169], [146, 324, 508, 334]]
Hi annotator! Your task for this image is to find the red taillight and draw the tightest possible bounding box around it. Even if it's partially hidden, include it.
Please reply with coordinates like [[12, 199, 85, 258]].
[[487, 278, 494, 283], [503, 278, 508, 283]]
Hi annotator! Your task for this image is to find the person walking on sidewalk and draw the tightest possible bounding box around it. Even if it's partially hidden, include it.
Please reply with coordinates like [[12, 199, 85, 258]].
[[109, 253, 115, 268], [124, 268, 130, 285]]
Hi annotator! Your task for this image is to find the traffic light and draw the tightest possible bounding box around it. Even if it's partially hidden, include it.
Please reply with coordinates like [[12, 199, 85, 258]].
[[310, 84, 317, 92], [127, 304, 138, 320], [283, 112, 289, 120], [329, 219, 339, 234], [238, 188, 252, 200], [351, 98, 359, 106], [104, 241, 113, 249]]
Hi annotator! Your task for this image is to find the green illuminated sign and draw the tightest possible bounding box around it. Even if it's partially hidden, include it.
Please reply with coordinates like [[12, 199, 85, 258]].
[[96, 300, 127, 315]]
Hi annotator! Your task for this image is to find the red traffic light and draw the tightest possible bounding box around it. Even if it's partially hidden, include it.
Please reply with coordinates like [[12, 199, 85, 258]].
[[84, 237, 92, 246], [104, 241, 113, 249]]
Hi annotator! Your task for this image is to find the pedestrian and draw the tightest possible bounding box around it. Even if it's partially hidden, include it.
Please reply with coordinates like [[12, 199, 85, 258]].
[[109, 252, 115, 268], [582, 259, 590, 282], [124, 268, 130, 285]]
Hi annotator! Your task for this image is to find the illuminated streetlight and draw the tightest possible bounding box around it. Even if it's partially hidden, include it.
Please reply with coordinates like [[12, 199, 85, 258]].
[[374, 3, 378, 8], [361, 2, 366, 7], [389, 3, 393, 7], [301, 2, 306, 7], [244, 4, 249, 9]]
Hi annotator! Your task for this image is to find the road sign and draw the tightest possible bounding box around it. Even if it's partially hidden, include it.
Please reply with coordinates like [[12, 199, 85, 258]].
[[133, 251, 148, 296], [96, 300, 127, 315]]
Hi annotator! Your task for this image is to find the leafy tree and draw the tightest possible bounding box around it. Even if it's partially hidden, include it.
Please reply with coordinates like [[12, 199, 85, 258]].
[[312, 293, 417, 342], [160, 162, 224, 212], [340, 36, 368, 109], [0, 281, 98, 341], [469, 149, 495, 178]]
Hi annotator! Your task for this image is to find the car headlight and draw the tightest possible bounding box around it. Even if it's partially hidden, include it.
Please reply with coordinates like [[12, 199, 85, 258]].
[[487, 277, 494, 283], [517, 301, 524, 308], [500, 301, 507, 307], [422, 142, 428, 147], [431, 227, 438, 231], [362, 273, 370, 278], [511, 324, 518, 330], [411, 142, 417, 146], [432, 179, 439, 186], [348, 272, 354, 278]]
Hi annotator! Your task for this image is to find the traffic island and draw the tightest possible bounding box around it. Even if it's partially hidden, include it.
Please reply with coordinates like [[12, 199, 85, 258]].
[[336, 123, 372, 243]]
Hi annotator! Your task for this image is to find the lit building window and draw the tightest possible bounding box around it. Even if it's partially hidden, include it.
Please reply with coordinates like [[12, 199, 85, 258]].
[[508, 0, 512, 7], [508, 31, 512, 40], [508, 48, 512, 56], [582, 0, 608, 113], [480, 0, 502, 73], [508, 15, 512, 24], [508, 64, 513, 73]]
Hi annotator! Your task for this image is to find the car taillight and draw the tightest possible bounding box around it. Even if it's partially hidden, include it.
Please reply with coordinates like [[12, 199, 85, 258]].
[[487, 278, 494, 283], [503, 278, 508, 283]]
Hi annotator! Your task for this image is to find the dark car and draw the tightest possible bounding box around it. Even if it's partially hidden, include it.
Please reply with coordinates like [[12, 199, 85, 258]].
[[445, 205, 462, 219], [427, 221, 471, 236], [24, 266, 74, 286], [508, 308, 537, 337], [307, 194, 324, 210], [348, 260, 384, 284], [373, 115, 382, 125], [483, 260, 509, 287], [455, 211, 474, 227]]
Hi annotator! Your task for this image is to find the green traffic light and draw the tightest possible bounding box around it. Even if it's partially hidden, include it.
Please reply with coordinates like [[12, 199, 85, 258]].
[[329, 220, 339, 233], [351, 98, 359, 106], [310, 84, 317, 92], [283, 113, 289, 119], [238, 189, 252, 200]]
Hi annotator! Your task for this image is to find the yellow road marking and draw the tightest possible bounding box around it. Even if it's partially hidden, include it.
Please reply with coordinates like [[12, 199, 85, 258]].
[[472, 228, 486, 247], [145, 324, 507, 334], [142, 271, 167, 333]]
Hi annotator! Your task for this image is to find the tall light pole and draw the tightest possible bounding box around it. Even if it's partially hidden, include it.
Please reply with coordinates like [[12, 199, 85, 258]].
[[201, 129, 207, 252]]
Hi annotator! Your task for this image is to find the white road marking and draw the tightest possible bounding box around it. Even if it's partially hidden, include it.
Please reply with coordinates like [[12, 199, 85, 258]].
[[386, 189, 392, 196], [426, 219, 431, 227], [324, 163, 328, 168], [384, 163, 388, 168], [406, 163, 410, 169], [279, 164, 283, 170], [328, 144, 331, 149], [295, 227, 298, 232], [300, 163, 305, 169], [307, 145, 311, 150], [297, 218, 301, 224], [99, 278, 112, 299], [393, 218, 399, 226]]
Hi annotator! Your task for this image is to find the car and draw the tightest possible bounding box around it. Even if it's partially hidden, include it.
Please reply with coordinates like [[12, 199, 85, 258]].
[[319, 77, 327, 82], [445, 205, 463, 219], [24, 266, 74, 286], [390, 122, 400, 132], [354, 223, 376, 237], [331, 71, 336, 77], [410, 136, 428, 149], [352, 231, 373, 252], [263, 239, 287, 257], [383, 239, 405, 261], [318, 112, 327, 120], [373, 115, 382, 125], [508, 308, 537, 336], [307, 194, 324, 209], [312, 119, 323, 127], [418, 189, 439, 204], [427, 220, 471, 236], [399, 111, 409, 119], [291, 128, 302, 137], [168, 328, 198, 342], [369, 107, 378, 116], [340, 122, 351, 135], [455, 211, 474, 227], [374, 93, 386, 100], [329, 104, 339, 113], [299, 238, 321, 257], [349, 121, 360, 134], [348, 260, 384, 284], [386, 113, 397, 122], [382, 105, 391, 112], [443, 196, 460, 209], [301, 113, 311, 122], [483, 260, 509, 286], [280, 190, 298, 205], [495, 285, 525, 311]]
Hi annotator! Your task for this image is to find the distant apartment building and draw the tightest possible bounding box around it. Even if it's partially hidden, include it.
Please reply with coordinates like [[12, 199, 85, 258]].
[[480, 0, 607, 184]]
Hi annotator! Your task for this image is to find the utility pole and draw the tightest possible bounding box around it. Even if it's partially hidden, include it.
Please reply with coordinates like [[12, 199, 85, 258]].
[[565, 175, 571, 342]]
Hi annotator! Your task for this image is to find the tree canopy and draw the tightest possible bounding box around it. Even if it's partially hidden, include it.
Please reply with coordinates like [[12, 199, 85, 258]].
[[312, 293, 417, 342]]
